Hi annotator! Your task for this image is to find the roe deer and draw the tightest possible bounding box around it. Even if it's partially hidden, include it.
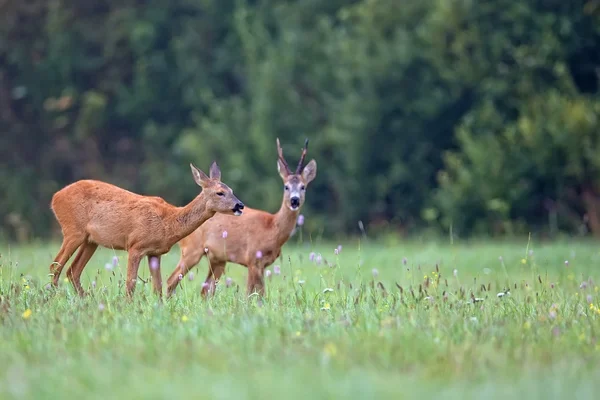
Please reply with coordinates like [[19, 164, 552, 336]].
[[166, 138, 316, 297], [49, 162, 244, 298]]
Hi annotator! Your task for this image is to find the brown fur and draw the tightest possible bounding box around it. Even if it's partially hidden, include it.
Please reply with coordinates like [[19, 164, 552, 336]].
[[166, 139, 317, 297], [49, 162, 244, 298]]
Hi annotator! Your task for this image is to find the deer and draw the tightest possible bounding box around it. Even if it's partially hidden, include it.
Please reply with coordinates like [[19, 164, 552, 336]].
[[48, 162, 244, 299], [166, 138, 317, 298]]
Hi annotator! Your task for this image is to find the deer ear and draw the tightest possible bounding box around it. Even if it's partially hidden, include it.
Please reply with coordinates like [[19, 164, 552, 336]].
[[190, 163, 210, 187], [209, 161, 221, 181], [302, 159, 317, 184], [277, 159, 289, 180]]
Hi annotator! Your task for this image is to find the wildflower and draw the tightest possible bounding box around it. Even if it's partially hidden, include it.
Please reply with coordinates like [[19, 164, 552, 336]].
[[98, 303, 105, 312], [453, 269, 458, 277], [112, 256, 119, 268], [149, 257, 159, 271], [321, 303, 331, 311], [580, 281, 588, 289], [22, 309, 32, 319], [295, 331, 301, 337], [323, 288, 334, 293], [565, 260, 569, 267], [323, 342, 337, 357], [337, 245, 342, 253], [225, 277, 233, 287], [334, 248, 339, 255], [587, 294, 593, 303], [201, 282, 209, 290], [265, 270, 272, 278], [523, 321, 531, 330], [178, 274, 183, 281], [188, 272, 195, 281], [402, 257, 407, 265], [181, 315, 189, 322], [498, 256, 503, 262], [273, 265, 281, 275], [528, 250, 534, 256], [548, 310, 557, 320], [91, 281, 96, 288], [24, 285, 30, 290], [256, 250, 263, 259], [315, 254, 322, 265], [297, 214, 304, 226], [372, 268, 379, 278], [222, 230, 228, 239], [64, 277, 69, 283], [309, 252, 316, 262], [521, 258, 527, 264], [298, 280, 306, 286], [104, 263, 113, 271]]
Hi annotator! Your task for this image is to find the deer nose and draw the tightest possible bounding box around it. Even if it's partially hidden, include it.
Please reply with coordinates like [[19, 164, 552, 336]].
[[236, 202, 244, 210], [290, 197, 300, 208]]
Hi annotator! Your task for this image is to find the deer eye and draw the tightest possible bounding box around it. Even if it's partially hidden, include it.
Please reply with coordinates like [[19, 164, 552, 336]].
[[284, 185, 289, 191], [216, 192, 225, 196], [300, 185, 305, 191]]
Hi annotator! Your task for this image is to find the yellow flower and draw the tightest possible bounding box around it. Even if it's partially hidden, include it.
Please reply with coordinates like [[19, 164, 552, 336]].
[[24, 285, 30, 290], [324, 342, 337, 357], [296, 331, 301, 337], [63, 277, 69, 283], [523, 321, 531, 330], [22, 309, 32, 319], [321, 303, 331, 311], [181, 315, 189, 322], [521, 258, 527, 264]]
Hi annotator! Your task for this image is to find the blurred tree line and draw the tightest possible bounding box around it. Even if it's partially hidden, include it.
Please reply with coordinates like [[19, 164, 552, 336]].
[[0, 0, 599, 242]]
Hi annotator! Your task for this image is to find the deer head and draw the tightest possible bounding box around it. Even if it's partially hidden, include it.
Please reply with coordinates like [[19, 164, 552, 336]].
[[190, 161, 244, 215], [276, 138, 317, 211]]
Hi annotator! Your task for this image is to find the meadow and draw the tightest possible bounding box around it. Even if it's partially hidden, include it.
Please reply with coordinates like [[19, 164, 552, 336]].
[[1, 236, 600, 399]]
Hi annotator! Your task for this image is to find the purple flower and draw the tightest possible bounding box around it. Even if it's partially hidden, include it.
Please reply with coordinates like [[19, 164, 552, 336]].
[[316, 254, 323, 265], [587, 294, 593, 303], [402, 257, 407, 265], [265, 270, 272, 278], [273, 265, 281, 275], [188, 272, 195, 281], [297, 214, 305, 226], [222, 230, 228, 239], [256, 250, 263, 259], [225, 277, 233, 287], [309, 252, 316, 262], [149, 256, 159, 271], [372, 268, 379, 278], [548, 310, 557, 320], [98, 303, 105, 312], [202, 282, 209, 290], [91, 281, 96, 288], [334, 248, 339, 255], [580, 281, 588, 289], [112, 256, 119, 268], [178, 274, 183, 281], [337, 245, 343, 253]]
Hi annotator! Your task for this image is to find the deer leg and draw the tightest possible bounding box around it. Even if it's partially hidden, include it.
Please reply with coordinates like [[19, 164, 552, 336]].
[[50, 235, 85, 286], [166, 248, 204, 297], [125, 251, 143, 298], [148, 256, 163, 299], [247, 264, 265, 297], [201, 260, 226, 297], [66, 242, 98, 297]]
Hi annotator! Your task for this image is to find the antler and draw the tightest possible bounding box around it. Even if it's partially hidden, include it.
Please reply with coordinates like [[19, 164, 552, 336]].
[[295, 138, 309, 174], [276, 138, 292, 175]]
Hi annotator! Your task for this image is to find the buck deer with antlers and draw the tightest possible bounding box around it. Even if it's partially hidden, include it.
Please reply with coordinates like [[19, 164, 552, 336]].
[[49, 162, 244, 298], [166, 138, 317, 297]]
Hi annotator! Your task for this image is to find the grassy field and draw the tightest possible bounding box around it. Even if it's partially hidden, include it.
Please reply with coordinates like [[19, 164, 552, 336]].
[[1, 236, 600, 399]]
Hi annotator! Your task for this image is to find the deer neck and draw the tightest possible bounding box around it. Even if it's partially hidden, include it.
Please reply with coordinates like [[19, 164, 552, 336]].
[[168, 195, 216, 244], [274, 200, 299, 245]]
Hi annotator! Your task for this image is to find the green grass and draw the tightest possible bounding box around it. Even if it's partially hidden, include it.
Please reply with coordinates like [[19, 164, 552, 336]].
[[1, 237, 600, 399]]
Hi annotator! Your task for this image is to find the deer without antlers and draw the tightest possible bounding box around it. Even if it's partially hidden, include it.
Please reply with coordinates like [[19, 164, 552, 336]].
[[49, 162, 244, 298], [166, 138, 316, 298]]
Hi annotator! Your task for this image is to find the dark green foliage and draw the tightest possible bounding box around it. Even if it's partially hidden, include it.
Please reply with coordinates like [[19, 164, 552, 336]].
[[0, 0, 599, 241]]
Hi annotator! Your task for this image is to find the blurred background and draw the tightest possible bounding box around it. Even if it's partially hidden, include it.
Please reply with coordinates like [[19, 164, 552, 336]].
[[0, 0, 599, 243]]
